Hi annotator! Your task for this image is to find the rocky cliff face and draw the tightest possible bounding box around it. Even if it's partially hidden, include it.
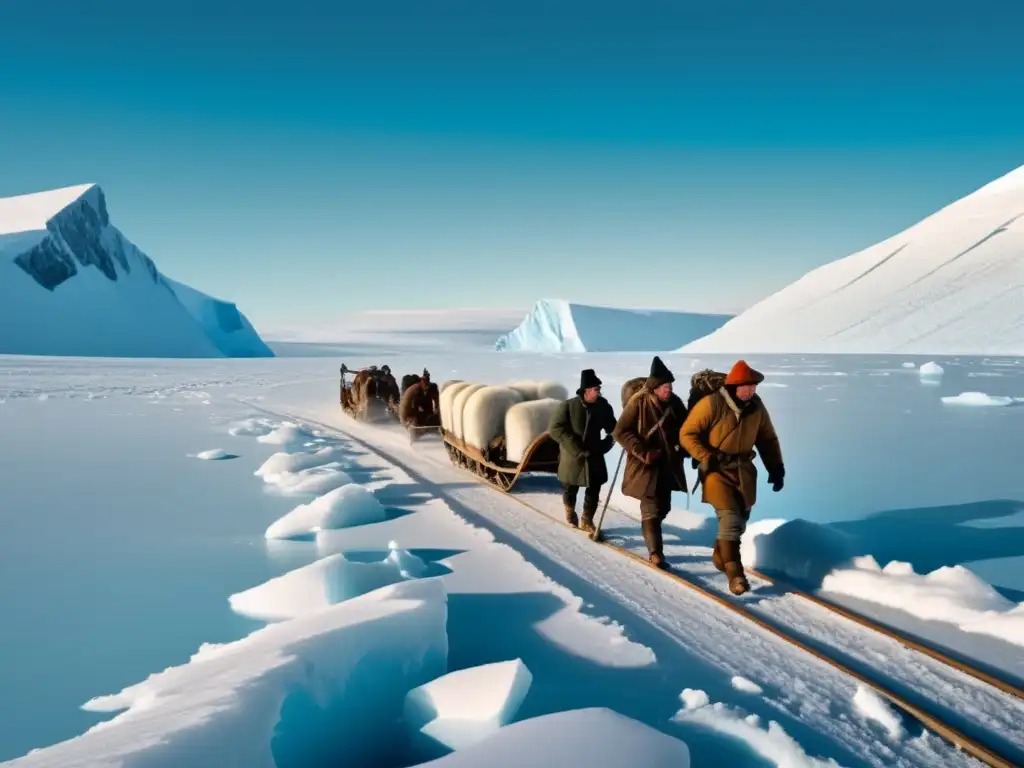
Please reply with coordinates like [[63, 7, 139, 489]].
[[0, 183, 273, 358], [13, 187, 164, 291]]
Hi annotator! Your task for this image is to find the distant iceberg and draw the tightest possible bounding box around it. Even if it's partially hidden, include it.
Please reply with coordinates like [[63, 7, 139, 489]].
[[496, 299, 731, 353]]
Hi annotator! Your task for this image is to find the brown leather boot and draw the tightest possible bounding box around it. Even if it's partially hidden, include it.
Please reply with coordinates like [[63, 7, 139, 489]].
[[719, 540, 749, 595], [711, 539, 725, 572], [564, 504, 578, 527], [642, 519, 670, 570], [579, 509, 596, 534]]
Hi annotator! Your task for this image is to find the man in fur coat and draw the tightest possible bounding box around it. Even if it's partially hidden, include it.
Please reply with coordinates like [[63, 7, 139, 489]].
[[399, 368, 441, 427], [613, 356, 689, 569], [547, 369, 617, 533], [679, 359, 784, 595]]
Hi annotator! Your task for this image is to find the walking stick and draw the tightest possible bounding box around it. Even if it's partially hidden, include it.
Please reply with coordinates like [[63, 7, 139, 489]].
[[591, 449, 626, 542]]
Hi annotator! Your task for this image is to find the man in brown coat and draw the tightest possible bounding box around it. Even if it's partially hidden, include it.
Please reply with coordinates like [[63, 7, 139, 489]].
[[679, 360, 784, 595], [612, 356, 689, 569], [399, 368, 441, 428]]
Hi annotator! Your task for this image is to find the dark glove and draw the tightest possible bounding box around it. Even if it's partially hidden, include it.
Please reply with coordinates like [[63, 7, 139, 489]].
[[768, 465, 785, 492], [701, 452, 720, 475], [691, 457, 700, 470]]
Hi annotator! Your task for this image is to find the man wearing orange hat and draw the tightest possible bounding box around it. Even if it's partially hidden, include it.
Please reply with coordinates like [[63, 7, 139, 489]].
[[679, 360, 784, 595]]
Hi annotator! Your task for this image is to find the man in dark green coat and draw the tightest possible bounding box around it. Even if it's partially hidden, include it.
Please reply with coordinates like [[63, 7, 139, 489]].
[[547, 369, 617, 533]]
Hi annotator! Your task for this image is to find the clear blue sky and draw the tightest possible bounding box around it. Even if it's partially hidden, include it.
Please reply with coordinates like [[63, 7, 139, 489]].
[[2, 0, 1023, 332]]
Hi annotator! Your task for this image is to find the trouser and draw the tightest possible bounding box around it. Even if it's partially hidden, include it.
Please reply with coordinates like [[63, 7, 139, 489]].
[[638, 473, 673, 522], [715, 507, 751, 542], [563, 483, 601, 513]]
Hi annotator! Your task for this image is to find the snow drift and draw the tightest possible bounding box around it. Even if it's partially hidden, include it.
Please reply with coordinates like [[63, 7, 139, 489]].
[[6, 579, 448, 768], [496, 299, 731, 353], [680, 163, 1024, 355], [0, 183, 272, 358], [422, 708, 692, 767]]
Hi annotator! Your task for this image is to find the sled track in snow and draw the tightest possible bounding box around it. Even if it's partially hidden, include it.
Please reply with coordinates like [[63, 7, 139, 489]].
[[249, 403, 1023, 768]]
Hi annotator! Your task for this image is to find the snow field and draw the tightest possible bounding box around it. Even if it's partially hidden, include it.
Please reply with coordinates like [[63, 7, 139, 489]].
[[279, 400, 996, 768], [10, 407, 706, 767]]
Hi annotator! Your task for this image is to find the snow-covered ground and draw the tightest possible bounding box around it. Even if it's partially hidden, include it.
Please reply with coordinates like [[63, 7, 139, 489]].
[[2, 350, 1023, 767]]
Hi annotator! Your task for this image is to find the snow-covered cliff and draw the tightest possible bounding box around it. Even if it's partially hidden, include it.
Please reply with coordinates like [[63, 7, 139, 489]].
[[0, 183, 273, 358]]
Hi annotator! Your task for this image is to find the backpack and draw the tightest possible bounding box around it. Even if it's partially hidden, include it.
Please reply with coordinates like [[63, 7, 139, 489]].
[[688, 369, 726, 411], [620, 377, 646, 408]]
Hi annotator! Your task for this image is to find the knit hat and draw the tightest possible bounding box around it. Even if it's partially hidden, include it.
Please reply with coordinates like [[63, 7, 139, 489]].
[[725, 360, 764, 386], [645, 355, 675, 389], [577, 368, 602, 395]]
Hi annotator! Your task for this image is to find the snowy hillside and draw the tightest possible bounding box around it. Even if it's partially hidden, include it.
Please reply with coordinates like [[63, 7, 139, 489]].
[[495, 299, 732, 353], [681, 164, 1024, 355], [0, 184, 272, 358]]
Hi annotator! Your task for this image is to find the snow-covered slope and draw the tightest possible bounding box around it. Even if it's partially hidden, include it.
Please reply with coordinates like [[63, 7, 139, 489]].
[[681, 164, 1024, 355], [164, 278, 273, 358], [0, 184, 272, 358], [495, 299, 732, 353]]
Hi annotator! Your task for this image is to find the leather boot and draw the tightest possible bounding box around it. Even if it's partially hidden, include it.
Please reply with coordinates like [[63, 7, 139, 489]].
[[719, 539, 749, 595], [564, 504, 578, 527], [579, 507, 596, 534], [711, 539, 725, 572], [642, 519, 669, 570]]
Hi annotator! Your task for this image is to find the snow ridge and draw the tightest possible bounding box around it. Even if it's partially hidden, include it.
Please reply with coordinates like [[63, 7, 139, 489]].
[[0, 183, 272, 358], [496, 298, 731, 353], [680, 163, 1024, 355]]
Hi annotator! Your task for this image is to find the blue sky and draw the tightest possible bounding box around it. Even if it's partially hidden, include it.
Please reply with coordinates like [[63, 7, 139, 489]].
[[2, 0, 1023, 332]]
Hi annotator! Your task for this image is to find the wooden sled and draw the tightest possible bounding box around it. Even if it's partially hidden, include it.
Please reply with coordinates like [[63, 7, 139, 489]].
[[441, 428, 559, 492]]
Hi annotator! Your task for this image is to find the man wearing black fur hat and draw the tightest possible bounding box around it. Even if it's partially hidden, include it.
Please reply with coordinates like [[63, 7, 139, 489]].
[[548, 369, 617, 533], [612, 356, 689, 569]]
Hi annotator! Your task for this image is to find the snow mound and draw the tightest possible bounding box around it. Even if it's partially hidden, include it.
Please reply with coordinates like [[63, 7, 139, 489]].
[[919, 361, 945, 377], [265, 484, 387, 539], [256, 422, 315, 447], [254, 446, 346, 478], [678, 163, 1024, 355], [496, 298, 731, 353], [6, 579, 448, 768], [262, 463, 354, 496], [673, 689, 839, 767], [228, 417, 275, 436], [404, 659, 533, 756], [745, 518, 859, 586], [730, 676, 764, 695], [421, 708, 691, 767], [941, 391, 1014, 406], [229, 546, 428, 621], [192, 448, 237, 461], [0, 183, 272, 358], [852, 685, 905, 741], [821, 556, 1024, 648]]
